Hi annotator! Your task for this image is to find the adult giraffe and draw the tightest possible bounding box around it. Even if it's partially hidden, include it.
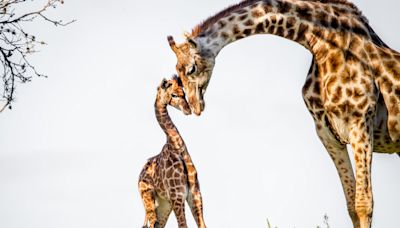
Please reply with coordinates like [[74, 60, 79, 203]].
[[167, 0, 400, 227]]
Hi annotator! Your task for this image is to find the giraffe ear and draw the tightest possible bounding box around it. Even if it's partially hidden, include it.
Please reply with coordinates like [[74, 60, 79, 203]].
[[160, 78, 171, 89], [167, 35, 179, 54], [187, 37, 198, 49]]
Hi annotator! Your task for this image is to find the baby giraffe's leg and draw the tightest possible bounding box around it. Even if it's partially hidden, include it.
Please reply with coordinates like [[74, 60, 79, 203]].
[[181, 152, 206, 227], [172, 196, 188, 228], [139, 180, 158, 228], [187, 180, 206, 228]]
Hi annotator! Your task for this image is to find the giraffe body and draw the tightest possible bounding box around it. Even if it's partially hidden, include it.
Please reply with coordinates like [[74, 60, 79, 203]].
[[139, 77, 206, 228], [167, 1, 400, 227]]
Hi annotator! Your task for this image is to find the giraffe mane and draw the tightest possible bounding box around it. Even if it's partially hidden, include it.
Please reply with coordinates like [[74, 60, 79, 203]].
[[191, 0, 369, 38], [191, 0, 260, 37]]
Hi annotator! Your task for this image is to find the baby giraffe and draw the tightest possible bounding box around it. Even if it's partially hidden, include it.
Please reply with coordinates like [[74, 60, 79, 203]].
[[139, 76, 206, 228]]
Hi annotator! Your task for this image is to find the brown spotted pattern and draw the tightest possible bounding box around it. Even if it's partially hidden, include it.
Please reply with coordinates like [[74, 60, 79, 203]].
[[138, 77, 206, 228], [167, 1, 400, 228]]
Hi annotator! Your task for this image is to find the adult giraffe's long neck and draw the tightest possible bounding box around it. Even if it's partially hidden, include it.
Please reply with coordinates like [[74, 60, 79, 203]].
[[155, 98, 185, 151], [191, 0, 362, 58]]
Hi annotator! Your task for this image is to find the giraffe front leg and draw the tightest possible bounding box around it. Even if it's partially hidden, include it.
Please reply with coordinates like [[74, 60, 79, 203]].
[[314, 118, 359, 228], [187, 180, 207, 228], [139, 180, 159, 228], [172, 196, 188, 228], [349, 118, 374, 228], [181, 152, 207, 228]]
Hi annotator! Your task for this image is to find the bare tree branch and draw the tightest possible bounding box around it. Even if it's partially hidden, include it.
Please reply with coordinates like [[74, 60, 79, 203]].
[[0, 0, 74, 112]]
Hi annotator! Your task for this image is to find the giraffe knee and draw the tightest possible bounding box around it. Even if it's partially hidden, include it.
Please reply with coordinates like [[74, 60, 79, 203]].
[[355, 203, 373, 220]]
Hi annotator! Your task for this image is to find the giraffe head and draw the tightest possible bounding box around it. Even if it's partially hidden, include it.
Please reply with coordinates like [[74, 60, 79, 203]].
[[158, 75, 192, 115], [167, 35, 215, 116]]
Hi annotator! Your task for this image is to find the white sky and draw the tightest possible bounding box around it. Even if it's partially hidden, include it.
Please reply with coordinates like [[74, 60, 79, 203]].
[[0, 0, 399, 227]]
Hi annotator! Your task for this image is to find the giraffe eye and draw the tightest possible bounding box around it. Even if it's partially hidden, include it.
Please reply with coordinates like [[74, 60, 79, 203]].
[[171, 93, 178, 98], [187, 65, 196, 75]]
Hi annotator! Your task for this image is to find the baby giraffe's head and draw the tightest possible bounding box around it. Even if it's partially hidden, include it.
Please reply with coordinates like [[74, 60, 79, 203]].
[[157, 75, 191, 115]]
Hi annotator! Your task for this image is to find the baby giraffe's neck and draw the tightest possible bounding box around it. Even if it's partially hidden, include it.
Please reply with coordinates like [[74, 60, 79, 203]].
[[155, 97, 185, 151]]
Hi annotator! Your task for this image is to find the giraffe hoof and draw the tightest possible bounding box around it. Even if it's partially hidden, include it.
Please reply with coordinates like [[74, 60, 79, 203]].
[[142, 226, 148, 228]]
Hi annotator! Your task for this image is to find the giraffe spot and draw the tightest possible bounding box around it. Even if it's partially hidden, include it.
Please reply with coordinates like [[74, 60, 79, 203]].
[[340, 19, 351, 32], [297, 3, 313, 21], [357, 98, 368, 110], [264, 18, 270, 28], [395, 87, 400, 97], [341, 68, 357, 83], [312, 27, 324, 39], [270, 15, 277, 24], [384, 60, 400, 80], [352, 24, 368, 37], [277, 18, 284, 25], [349, 37, 361, 52], [380, 77, 393, 93], [220, 32, 229, 40], [303, 78, 312, 92], [388, 119, 398, 132], [263, 2, 273, 13], [328, 52, 343, 72], [353, 87, 364, 101], [232, 25, 241, 34], [228, 15, 235, 21], [332, 86, 343, 103], [244, 19, 254, 26], [331, 16, 339, 29], [346, 88, 353, 96], [286, 17, 297, 28], [235, 35, 244, 40], [286, 29, 295, 40], [255, 23, 265, 33], [243, 28, 252, 36], [276, 26, 284, 37], [316, 10, 330, 27], [380, 49, 392, 59], [309, 96, 323, 109], [313, 81, 321, 94], [218, 20, 226, 29], [239, 14, 248, 21], [277, 1, 292, 14], [353, 111, 363, 118], [389, 96, 400, 115], [295, 23, 309, 42], [268, 24, 275, 33]]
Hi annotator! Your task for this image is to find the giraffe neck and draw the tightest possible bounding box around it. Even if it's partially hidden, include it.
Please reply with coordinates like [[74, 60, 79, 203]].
[[155, 99, 185, 151], [191, 0, 363, 58]]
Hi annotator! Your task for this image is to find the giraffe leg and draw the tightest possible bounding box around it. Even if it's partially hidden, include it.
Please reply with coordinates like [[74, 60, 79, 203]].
[[186, 181, 207, 228], [155, 197, 172, 228], [172, 197, 188, 228], [349, 117, 374, 228], [302, 59, 359, 228], [315, 118, 360, 228], [181, 152, 207, 228], [139, 180, 158, 228]]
